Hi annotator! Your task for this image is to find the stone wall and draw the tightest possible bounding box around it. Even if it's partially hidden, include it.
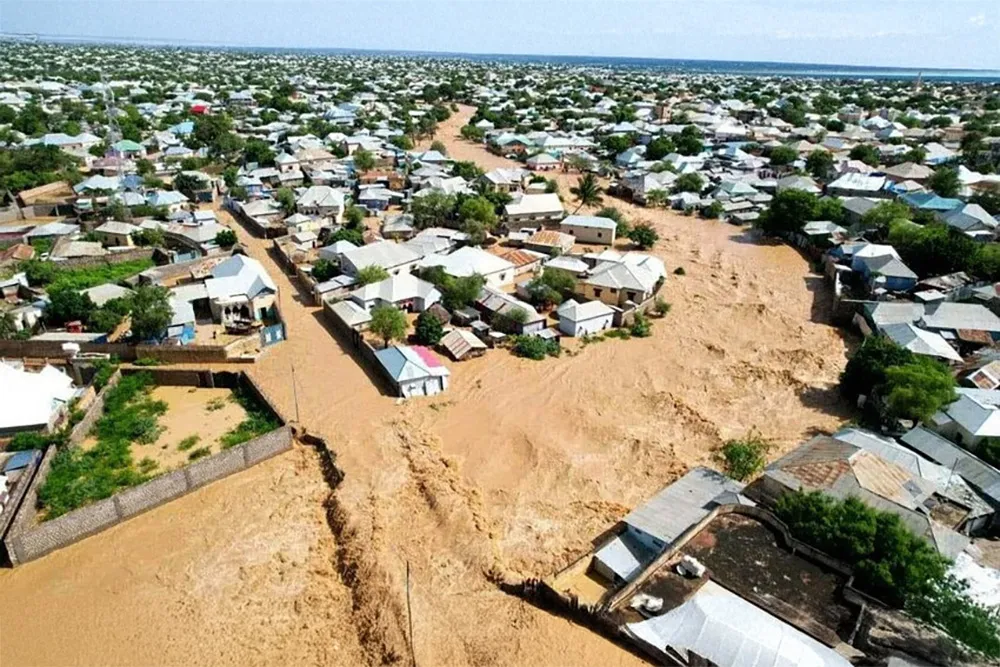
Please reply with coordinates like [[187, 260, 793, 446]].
[[54, 248, 155, 270], [4, 426, 293, 565], [0, 340, 242, 364], [3, 368, 292, 566]]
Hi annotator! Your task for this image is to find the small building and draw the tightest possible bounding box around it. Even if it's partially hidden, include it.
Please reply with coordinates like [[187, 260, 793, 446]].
[[559, 215, 617, 246], [93, 220, 141, 247], [374, 345, 450, 398], [0, 363, 77, 436], [438, 328, 487, 361], [524, 230, 575, 255], [340, 241, 422, 277], [556, 299, 615, 337], [348, 274, 441, 313], [204, 254, 278, 324], [503, 193, 565, 225], [418, 246, 516, 289]]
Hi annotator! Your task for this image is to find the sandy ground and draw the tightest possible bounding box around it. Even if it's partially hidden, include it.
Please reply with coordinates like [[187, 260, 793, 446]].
[[146, 386, 249, 469], [0, 447, 367, 667], [0, 105, 854, 666], [78, 386, 249, 472]]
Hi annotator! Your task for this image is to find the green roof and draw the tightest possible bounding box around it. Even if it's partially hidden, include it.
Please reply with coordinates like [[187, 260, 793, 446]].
[[112, 139, 144, 152]]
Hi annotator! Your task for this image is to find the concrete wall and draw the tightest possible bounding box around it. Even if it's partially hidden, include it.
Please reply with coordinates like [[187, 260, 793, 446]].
[[55, 248, 155, 270], [0, 340, 241, 364], [3, 368, 291, 566], [4, 426, 293, 565]]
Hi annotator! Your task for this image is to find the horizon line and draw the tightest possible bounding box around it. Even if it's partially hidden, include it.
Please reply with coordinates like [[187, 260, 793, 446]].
[[3, 32, 1000, 76]]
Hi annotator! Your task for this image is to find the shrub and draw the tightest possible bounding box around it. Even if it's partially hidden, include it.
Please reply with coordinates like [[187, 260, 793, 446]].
[[177, 435, 201, 451], [7, 430, 64, 452], [187, 447, 212, 461], [414, 310, 444, 345], [511, 335, 560, 360], [718, 432, 771, 481], [673, 266, 686, 275], [653, 297, 671, 316], [218, 385, 280, 449], [311, 258, 337, 283], [630, 312, 652, 337], [215, 228, 237, 247], [627, 223, 659, 250]]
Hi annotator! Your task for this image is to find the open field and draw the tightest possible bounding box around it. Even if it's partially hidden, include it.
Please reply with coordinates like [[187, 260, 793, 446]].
[[0, 106, 854, 666]]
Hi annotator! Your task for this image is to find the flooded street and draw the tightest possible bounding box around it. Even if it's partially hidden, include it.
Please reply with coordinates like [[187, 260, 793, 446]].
[[0, 106, 853, 666]]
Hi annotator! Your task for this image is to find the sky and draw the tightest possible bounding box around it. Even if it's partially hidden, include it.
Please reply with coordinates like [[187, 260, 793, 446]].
[[2, 0, 999, 70]]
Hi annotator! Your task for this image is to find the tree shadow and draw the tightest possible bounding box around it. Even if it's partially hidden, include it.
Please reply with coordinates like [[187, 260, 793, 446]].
[[729, 228, 784, 246]]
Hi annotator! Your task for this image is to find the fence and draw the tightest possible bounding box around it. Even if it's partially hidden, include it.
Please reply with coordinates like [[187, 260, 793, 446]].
[[0, 339, 250, 364], [3, 369, 292, 566], [52, 247, 155, 270]]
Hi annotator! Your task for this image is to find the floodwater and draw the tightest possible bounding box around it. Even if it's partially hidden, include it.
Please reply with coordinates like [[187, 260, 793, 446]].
[[0, 106, 853, 666]]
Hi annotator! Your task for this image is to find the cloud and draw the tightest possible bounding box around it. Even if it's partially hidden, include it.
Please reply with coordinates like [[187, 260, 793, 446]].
[[969, 13, 986, 27]]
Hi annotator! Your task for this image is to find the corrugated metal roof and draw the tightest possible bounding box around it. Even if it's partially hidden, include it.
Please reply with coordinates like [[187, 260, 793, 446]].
[[900, 427, 1000, 501], [622, 467, 747, 545]]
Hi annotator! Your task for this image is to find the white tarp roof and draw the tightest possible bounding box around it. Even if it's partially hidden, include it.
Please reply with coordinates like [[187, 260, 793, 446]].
[[626, 580, 852, 667]]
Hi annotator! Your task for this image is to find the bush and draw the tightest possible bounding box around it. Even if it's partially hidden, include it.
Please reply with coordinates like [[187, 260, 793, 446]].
[[627, 223, 659, 249], [355, 264, 389, 286], [775, 491, 948, 607], [718, 432, 771, 481], [187, 446, 212, 461], [673, 266, 686, 275], [219, 384, 280, 449], [37, 372, 162, 520], [311, 258, 337, 283], [177, 435, 201, 451], [511, 335, 560, 360], [414, 310, 444, 345], [215, 228, 237, 247], [653, 297, 671, 316], [7, 430, 65, 452], [630, 312, 652, 337]]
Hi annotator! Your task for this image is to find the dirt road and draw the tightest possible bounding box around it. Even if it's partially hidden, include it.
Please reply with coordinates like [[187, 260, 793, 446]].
[[0, 105, 853, 666]]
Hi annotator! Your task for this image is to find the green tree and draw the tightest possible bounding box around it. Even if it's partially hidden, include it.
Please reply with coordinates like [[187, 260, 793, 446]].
[[805, 150, 834, 179], [511, 335, 559, 360], [129, 285, 173, 342], [410, 191, 456, 229], [243, 138, 276, 166], [46, 286, 95, 326], [458, 196, 497, 231], [849, 144, 881, 167], [459, 125, 484, 141], [311, 259, 337, 283], [756, 189, 819, 235], [440, 274, 484, 311], [674, 125, 704, 156], [927, 167, 960, 198], [369, 304, 408, 348], [131, 228, 165, 247], [275, 187, 297, 215], [860, 201, 912, 236], [719, 431, 772, 481], [883, 357, 957, 422], [413, 310, 444, 345], [768, 145, 798, 167], [452, 160, 483, 181], [355, 265, 390, 286], [215, 228, 237, 247], [672, 172, 704, 194], [569, 173, 603, 213], [353, 148, 376, 173], [171, 172, 203, 199], [645, 136, 675, 161], [627, 222, 659, 249], [429, 140, 448, 156], [344, 205, 366, 230], [840, 335, 914, 402], [630, 311, 652, 337]]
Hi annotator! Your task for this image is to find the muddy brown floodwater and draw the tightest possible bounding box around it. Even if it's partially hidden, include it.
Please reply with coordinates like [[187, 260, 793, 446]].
[[0, 105, 854, 666]]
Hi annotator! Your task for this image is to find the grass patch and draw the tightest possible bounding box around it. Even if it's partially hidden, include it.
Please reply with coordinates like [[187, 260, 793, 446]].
[[187, 446, 212, 461], [218, 384, 280, 449], [132, 357, 165, 367], [205, 397, 227, 412], [177, 435, 201, 451], [37, 372, 164, 520], [605, 328, 631, 340], [26, 258, 155, 292]]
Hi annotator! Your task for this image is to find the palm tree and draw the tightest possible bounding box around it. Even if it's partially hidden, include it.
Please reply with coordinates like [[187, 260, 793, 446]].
[[570, 173, 603, 213]]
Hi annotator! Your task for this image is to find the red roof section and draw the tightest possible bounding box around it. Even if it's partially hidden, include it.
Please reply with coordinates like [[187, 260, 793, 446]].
[[411, 345, 443, 368]]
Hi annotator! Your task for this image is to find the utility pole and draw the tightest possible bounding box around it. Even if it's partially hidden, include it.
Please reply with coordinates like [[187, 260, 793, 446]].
[[406, 560, 416, 667], [290, 361, 301, 425]]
